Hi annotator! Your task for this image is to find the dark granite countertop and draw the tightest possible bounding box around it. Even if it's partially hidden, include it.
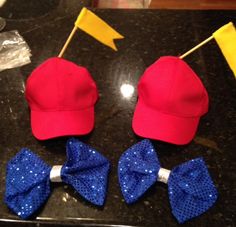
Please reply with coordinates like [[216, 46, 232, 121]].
[[0, 1, 235, 226]]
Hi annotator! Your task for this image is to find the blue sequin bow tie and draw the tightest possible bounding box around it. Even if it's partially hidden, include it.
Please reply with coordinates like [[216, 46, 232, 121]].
[[5, 138, 110, 219], [118, 139, 218, 223]]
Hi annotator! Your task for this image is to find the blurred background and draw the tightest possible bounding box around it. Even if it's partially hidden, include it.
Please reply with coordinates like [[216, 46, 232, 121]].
[[92, 0, 236, 9], [0, 0, 235, 17]]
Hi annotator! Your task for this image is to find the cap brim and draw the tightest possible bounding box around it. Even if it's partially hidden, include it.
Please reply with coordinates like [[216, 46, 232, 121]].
[[31, 107, 94, 140], [132, 101, 199, 145]]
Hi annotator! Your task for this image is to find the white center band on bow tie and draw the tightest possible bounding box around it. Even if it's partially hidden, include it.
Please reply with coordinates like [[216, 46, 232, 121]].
[[157, 168, 171, 184], [50, 165, 63, 182]]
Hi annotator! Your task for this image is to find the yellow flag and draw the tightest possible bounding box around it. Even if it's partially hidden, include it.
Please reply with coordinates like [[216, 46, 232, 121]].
[[213, 22, 236, 78], [75, 7, 124, 51]]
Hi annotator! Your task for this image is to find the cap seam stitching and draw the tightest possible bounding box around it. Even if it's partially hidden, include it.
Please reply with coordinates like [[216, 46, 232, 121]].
[[199, 80, 208, 115], [165, 58, 178, 112], [184, 62, 208, 116], [56, 60, 60, 108]]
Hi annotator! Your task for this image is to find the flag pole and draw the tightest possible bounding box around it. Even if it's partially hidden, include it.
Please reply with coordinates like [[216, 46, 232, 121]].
[[179, 36, 214, 59], [58, 26, 78, 58]]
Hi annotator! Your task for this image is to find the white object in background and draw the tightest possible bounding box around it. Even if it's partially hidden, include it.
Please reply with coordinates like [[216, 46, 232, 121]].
[[0, 17, 6, 31], [98, 0, 150, 8], [0, 30, 32, 72], [0, 0, 7, 30], [144, 0, 152, 8], [0, 0, 6, 7]]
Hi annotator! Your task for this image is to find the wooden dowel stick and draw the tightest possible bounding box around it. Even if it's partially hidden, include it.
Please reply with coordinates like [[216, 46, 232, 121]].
[[179, 36, 214, 59], [58, 26, 78, 58]]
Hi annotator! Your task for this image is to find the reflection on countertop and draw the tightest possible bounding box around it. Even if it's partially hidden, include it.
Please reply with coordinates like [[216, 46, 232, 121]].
[[0, 1, 235, 226]]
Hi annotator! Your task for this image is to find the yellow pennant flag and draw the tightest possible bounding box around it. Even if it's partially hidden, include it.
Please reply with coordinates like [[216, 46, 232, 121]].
[[213, 22, 236, 78], [75, 7, 124, 51]]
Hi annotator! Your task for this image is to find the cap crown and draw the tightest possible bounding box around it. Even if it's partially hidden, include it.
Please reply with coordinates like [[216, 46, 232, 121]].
[[26, 57, 98, 111], [138, 56, 208, 117]]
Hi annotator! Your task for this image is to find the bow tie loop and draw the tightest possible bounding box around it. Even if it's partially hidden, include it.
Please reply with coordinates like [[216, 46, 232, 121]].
[[157, 168, 171, 184], [50, 165, 63, 182]]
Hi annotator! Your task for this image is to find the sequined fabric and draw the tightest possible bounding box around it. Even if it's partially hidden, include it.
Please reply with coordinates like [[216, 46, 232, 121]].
[[118, 139, 218, 223], [5, 138, 110, 219]]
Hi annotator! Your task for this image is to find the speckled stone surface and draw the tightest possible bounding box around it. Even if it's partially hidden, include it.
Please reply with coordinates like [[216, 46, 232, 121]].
[[0, 1, 235, 226]]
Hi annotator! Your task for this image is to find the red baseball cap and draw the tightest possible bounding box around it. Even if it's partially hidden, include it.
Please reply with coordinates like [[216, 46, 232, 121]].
[[132, 56, 209, 145], [25, 57, 98, 140]]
